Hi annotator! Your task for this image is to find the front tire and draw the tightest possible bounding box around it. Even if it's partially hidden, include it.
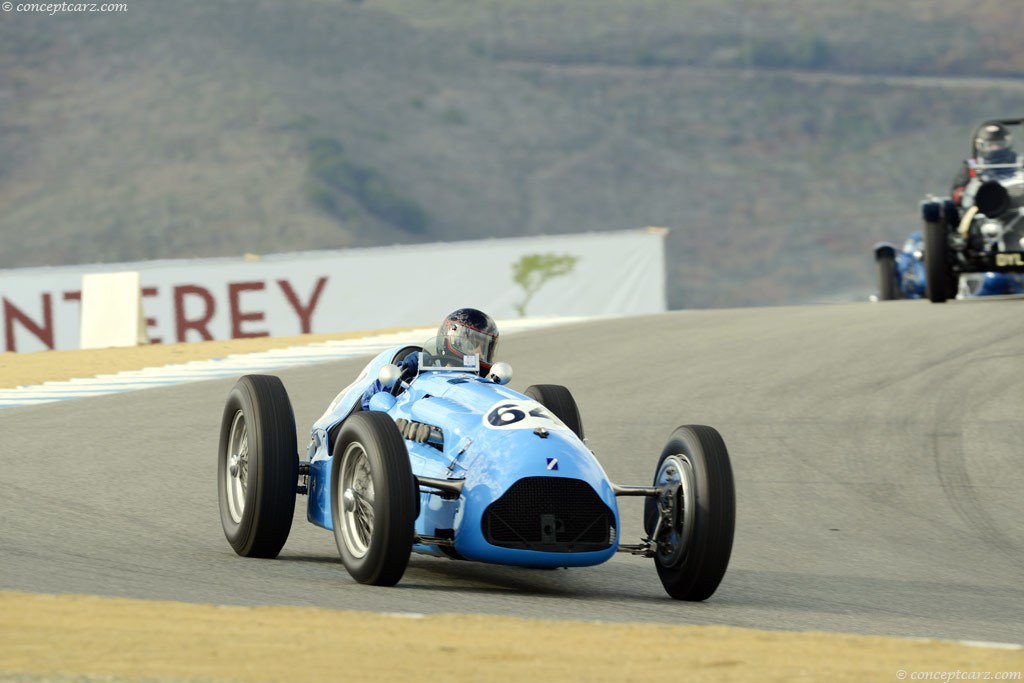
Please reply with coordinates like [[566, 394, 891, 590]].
[[924, 219, 954, 303], [876, 252, 898, 301], [524, 384, 584, 439], [218, 375, 298, 558], [644, 425, 735, 601], [331, 411, 416, 586]]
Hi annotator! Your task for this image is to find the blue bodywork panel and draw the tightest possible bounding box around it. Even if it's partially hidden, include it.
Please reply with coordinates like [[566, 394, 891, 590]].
[[305, 344, 620, 568]]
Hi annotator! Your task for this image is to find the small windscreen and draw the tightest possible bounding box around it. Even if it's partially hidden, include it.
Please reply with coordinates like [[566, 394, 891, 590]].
[[417, 336, 480, 374]]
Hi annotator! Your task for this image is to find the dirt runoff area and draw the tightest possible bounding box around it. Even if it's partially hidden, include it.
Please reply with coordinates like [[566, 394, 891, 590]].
[[0, 591, 1019, 682], [1, 335, 1022, 681]]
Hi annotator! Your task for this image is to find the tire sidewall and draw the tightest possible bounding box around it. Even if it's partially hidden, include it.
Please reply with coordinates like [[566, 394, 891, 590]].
[[876, 253, 897, 300], [218, 383, 259, 553], [217, 375, 298, 558], [924, 220, 951, 303], [524, 384, 584, 440], [645, 425, 735, 600]]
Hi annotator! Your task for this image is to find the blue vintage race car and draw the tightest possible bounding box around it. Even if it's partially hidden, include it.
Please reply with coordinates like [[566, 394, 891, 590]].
[[873, 229, 1023, 300], [217, 336, 736, 601], [873, 231, 927, 300]]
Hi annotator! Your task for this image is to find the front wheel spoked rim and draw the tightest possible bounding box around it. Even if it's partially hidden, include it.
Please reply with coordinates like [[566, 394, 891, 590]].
[[340, 442, 375, 559], [225, 410, 249, 524], [654, 454, 696, 565]]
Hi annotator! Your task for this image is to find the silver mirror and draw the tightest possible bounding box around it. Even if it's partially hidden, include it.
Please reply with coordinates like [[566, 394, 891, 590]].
[[488, 361, 513, 385], [378, 364, 402, 390]]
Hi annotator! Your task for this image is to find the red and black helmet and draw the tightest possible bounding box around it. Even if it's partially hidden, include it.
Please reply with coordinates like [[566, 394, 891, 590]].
[[437, 308, 499, 375]]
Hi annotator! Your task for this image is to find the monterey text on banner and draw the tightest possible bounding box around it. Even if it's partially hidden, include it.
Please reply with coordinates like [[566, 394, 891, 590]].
[[0, 230, 666, 352]]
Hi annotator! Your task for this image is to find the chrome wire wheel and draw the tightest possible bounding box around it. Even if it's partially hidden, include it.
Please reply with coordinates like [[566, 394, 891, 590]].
[[653, 453, 696, 567], [225, 410, 249, 524], [339, 441, 375, 559], [329, 411, 415, 586]]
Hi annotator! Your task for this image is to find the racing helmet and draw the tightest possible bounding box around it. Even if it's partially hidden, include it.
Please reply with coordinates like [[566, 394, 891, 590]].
[[975, 123, 1013, 157], [437, 308, 499, 375]]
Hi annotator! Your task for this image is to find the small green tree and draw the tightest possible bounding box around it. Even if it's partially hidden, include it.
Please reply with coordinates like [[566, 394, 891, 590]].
[[512, 253, 579, 317]]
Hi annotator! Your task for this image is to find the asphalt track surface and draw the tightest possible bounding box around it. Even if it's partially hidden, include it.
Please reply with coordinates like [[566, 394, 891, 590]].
[[2, 300, 1022, 645]]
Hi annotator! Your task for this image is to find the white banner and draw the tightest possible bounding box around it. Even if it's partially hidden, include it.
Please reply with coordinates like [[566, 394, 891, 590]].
[[0, 229, 666, 352]]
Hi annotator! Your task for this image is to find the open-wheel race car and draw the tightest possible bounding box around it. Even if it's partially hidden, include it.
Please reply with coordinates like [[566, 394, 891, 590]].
[[217, 335, 736, 601], [873, 231, 927, 301], [921, 117, 1024, 303]]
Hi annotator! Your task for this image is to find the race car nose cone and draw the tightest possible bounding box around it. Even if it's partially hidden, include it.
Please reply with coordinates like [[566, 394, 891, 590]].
[[343, 488, 357, 513]]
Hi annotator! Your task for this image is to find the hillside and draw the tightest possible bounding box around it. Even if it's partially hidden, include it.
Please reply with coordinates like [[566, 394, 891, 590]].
[[1, 0, 1023, 308]]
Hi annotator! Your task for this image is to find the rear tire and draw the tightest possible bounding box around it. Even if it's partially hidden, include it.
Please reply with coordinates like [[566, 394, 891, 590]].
[[876, 252, 898, 301], [924, 219, 953, 303], [331, 411, 416, 586], [524, 384, 584, 439], [644, 425, 735, 601], [218, 375, 298, 558]]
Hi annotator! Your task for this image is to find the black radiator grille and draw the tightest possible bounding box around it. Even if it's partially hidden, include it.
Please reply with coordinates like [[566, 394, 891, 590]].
[[482, 477, 614, 553]]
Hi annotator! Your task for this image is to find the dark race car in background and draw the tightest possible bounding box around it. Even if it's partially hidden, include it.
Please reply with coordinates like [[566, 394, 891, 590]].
[[920, 118, 1024, 303]]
